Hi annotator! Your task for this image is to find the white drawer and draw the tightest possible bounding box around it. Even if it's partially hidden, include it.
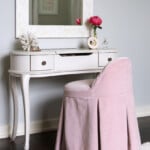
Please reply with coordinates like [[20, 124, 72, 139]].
[[10, 55, 30, 72], [30, 55, 54, 71], [99, 52, 117, 67], [55, 52, 98, 71]]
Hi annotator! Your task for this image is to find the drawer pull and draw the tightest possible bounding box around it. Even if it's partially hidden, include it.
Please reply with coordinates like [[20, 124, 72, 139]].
[[108, 57, 112, 62], [41, 61, 47, 66]]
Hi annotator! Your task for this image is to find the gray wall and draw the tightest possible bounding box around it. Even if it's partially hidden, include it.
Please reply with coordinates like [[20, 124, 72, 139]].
[[0, 0, 150, 127]]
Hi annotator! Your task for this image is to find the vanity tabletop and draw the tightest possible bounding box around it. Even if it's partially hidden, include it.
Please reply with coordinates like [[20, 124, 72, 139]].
[[10, 48, 117, 55]]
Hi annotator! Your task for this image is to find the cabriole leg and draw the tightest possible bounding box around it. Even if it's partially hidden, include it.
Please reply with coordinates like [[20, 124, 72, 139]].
[[9, 75, 18, 141], [21, 74, 30, 150]]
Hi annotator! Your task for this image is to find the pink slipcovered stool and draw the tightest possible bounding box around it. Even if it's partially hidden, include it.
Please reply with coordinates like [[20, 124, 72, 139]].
[[55, 57, 141, 150]]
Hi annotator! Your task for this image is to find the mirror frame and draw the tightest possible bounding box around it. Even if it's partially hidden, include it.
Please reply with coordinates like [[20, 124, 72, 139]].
[[16, 0, 93, 38]]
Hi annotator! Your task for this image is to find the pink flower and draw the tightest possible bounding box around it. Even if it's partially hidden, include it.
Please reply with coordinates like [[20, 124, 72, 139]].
[[76, 18, 81, 25], [88, 16, 102, 26], [88, 16, 103, 37]]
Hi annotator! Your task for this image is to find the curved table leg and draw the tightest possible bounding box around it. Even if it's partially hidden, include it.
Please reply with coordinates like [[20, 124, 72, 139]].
[[21, 74, 30, 150], [9, 75, 18, 141]]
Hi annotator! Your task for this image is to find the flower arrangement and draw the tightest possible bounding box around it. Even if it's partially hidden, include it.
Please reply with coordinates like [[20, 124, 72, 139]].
[[19, 33, 40, 51], [75, 16, 103, 49], [88, 16, 103, 37]]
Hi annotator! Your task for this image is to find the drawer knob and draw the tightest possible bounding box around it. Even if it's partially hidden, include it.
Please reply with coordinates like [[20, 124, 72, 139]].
[[41, 61, 47, 66], [108, 57, 112, 62]]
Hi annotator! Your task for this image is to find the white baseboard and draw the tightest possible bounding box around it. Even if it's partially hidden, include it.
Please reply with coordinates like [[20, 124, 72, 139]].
[[0, 105, 150, 139], [136, 105, 150, 117], [0, 118, 58, 139]]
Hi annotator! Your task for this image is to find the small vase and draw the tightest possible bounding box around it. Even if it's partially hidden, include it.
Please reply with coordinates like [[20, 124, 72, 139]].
[[88, 28, 99, 49], [88, 36, 99, 49]]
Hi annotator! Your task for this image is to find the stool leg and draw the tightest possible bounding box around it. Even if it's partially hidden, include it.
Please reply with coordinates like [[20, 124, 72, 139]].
[[21, 74, 30, 150], [9, 75, 18, 141]]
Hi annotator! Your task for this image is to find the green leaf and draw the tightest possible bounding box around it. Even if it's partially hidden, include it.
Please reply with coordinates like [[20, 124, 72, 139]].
[[98, 26, 102, 29]]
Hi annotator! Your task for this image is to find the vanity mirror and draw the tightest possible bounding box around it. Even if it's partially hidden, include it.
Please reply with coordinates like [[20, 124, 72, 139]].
[[29, 0, 82, 25], [16, 0, 93, 38]]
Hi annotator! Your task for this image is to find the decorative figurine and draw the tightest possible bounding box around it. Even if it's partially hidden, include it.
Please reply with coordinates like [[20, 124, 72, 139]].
[[19, 33, 40, 51]]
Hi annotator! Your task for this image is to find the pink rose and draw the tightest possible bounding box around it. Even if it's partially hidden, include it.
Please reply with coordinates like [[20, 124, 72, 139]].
[[88, 16, 102, 26], [76, 18, 81, 25], [88, 16, 103, 37]]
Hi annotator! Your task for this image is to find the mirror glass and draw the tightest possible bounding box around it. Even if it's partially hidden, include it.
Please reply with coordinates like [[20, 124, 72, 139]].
[[29, 0, 82, 25]]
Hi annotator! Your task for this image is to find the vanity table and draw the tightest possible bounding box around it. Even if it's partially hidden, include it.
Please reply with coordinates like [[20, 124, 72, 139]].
[[9, 49, 117, 149]]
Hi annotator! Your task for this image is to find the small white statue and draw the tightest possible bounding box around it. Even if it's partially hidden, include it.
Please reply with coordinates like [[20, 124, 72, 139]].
[[101, 38, 109, 49], [19, 33, 40, 51]]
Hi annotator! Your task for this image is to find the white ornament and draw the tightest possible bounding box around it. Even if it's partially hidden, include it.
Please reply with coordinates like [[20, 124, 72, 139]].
[[88, 37, 99, 49], [19, 33, 40, 51]]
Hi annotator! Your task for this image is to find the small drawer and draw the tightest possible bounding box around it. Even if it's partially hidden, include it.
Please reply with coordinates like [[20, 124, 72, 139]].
[[30, 55, 54, 71], [10, 55, 30, 72], [99, 52, 117, 67], [55, 52, 98, 71]]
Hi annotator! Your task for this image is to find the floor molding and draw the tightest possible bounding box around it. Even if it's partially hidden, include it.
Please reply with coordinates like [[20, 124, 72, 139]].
[[0, 118, 58, 139], [136, 105, 150, 117], [0, 105, 150, 139]]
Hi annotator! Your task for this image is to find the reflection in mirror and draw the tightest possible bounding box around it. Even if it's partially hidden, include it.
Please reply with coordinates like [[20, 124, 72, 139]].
[[29, 0, 82, 25]]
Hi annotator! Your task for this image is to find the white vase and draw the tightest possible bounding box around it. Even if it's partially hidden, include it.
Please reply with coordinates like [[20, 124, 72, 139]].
[[88, 36, 99, 49]]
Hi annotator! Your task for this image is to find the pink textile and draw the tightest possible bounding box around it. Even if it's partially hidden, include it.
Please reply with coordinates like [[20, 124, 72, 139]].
[[55, 57, 141, 150]]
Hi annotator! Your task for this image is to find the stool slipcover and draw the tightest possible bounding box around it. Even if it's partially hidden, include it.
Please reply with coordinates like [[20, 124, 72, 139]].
[[55, 57, 141, 150]]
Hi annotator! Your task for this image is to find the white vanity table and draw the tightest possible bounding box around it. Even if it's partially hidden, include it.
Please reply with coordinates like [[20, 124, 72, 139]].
[[9, 49, 117, 149]]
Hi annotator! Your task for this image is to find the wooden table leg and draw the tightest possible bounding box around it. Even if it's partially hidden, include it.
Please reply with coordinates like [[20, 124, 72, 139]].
[[21, 74, 30, 150], [9, 75, 19, 141]]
